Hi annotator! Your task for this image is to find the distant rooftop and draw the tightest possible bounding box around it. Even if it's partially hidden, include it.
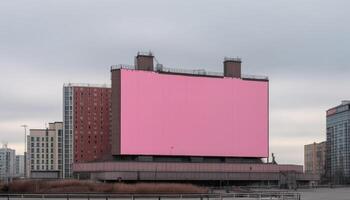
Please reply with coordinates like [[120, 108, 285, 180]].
[[327, 100, 350, 116], [137, 51, 153, 57], [224, 57, 242, 62], [110, 64, 268, 81], [63, 83, 111, 88]]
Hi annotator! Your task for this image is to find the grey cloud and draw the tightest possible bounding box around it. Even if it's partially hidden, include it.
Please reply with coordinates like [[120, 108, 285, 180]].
[[0, 0, 350, 161]]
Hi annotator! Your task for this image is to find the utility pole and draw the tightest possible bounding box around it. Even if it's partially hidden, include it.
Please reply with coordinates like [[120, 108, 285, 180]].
[[21, 125, 28, 178]]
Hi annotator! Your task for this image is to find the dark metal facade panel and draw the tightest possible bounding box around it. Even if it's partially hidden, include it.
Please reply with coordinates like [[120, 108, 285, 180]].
[[111, 70, 121, 155]]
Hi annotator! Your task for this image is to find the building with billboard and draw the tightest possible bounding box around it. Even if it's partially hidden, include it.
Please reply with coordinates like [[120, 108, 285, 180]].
[[304, 142, 326, 176], [111, 54, 268, 158], [26, 122, 63, 179], [73, 52, 318, 187], [326, 101, 350, 184], [63, 84, 111, 178]]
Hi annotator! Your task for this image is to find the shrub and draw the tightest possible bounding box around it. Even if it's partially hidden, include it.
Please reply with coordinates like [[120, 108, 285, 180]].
[[1, 180, 208, 194]]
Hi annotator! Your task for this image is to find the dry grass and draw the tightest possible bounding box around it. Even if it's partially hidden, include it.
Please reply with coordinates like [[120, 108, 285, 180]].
[[1, 180, 208, 194], [112, 183, 207, 193]]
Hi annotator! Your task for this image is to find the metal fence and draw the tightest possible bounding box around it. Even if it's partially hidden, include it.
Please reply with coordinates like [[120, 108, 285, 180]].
[[110, 65, 268, 81], [0, 193, 300, 200]]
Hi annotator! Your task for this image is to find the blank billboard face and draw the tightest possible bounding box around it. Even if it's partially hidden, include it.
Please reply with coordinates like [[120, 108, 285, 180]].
[[119, 69, 268, 158]]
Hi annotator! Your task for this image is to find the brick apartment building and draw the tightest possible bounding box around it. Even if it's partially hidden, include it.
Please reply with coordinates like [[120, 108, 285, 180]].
[[63, 83, 111, 178], [304, 142, 326, 176]]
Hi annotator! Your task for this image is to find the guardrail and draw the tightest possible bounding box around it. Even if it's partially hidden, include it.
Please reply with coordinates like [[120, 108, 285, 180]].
[[110, 65, 268, 81], [0, 192, 300, 200]]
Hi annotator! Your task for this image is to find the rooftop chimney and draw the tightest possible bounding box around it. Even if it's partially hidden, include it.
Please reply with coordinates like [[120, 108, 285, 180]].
[[135, 51, 154, 71], [223, 57, 241, 78]]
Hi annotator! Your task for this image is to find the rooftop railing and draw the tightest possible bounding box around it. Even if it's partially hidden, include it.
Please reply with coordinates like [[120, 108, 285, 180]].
[[111, 64, 135, 70], [241, 74, 269, 81], [111, 65, 268, 81], [63, 83, 111, 88]]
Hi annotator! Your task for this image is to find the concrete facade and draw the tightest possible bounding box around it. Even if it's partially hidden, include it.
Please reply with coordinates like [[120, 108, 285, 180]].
[[73, 161, 318, 188], [27, 122, 63, 178]]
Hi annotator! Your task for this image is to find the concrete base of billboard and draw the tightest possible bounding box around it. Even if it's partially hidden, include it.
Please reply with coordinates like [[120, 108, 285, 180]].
[[73, 161, 319, 189]]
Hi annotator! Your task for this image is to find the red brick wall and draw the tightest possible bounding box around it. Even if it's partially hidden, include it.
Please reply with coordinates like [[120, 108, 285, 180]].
[[73, 86, 111, 163]]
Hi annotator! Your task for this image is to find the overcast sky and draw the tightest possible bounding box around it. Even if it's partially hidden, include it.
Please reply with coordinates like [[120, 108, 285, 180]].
[[0, 0, 349, 165]]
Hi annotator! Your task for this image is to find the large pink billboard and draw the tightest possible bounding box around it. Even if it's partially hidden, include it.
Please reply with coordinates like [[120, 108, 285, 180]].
[[120, 69, 269, 158]]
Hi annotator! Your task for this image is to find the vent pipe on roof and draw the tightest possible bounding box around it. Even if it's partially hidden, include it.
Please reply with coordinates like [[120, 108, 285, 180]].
[[223, 57, 241, 78], [135, 51, 154, 71]]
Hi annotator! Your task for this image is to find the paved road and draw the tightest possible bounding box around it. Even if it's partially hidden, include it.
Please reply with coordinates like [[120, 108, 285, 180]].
[[299, 188, 350, 200]]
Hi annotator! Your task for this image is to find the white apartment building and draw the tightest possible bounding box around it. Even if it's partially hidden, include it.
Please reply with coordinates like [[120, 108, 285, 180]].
[[0, 145, 16, 182], [27, 122, 63, 178], [15, 155, 25, 178]]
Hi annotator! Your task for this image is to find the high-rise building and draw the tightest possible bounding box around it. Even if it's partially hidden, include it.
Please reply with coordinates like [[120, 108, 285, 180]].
[[0, 145, 16, 181], [304, 142, 326, 176], [326, 101, 350, 183], [63, 83, 111, 178], [15, 155, 25, 178], [27, 122, 63, 178]]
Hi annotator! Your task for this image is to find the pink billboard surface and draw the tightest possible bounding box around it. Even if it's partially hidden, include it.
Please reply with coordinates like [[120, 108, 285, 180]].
[[120, 69, 269, 157]]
